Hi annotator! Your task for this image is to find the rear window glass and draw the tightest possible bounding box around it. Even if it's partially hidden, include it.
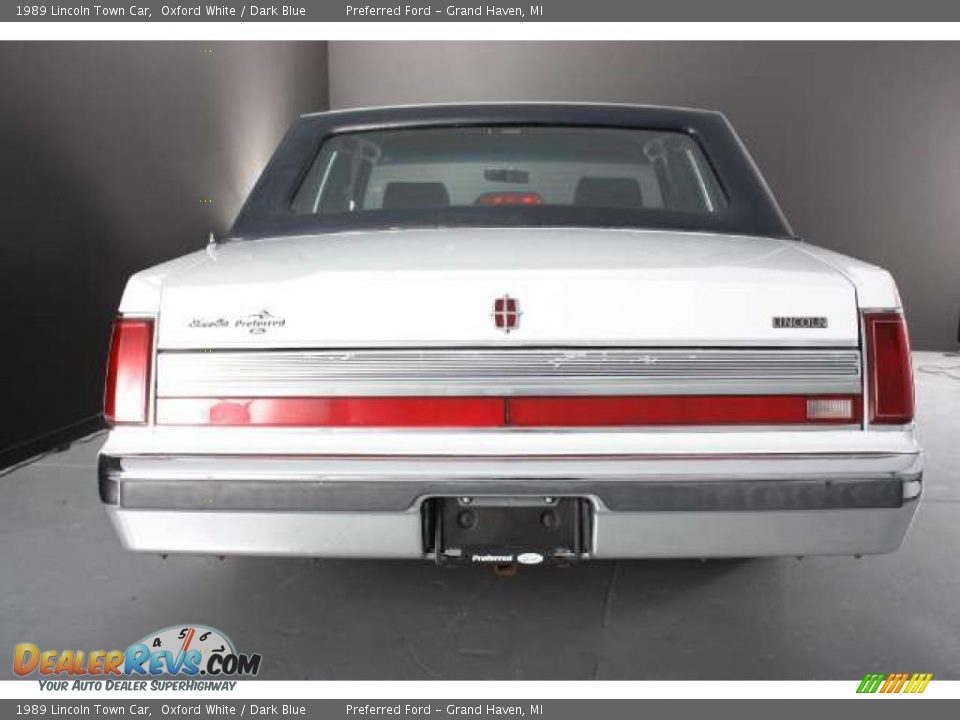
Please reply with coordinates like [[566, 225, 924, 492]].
[[290, 126, 727, 216]]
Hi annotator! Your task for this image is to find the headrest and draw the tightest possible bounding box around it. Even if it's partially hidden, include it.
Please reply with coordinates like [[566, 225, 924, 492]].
[[382, 182, 450, 210]]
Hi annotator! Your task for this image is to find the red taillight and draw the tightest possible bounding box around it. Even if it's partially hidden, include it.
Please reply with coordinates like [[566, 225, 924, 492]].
[[864, 312, 914, 424], [157, 397, 503, 427], [155, 394, 859, 427], [509, 395, 859, 427], [476, 192, 544, 206], [104, 317, 153, 425]]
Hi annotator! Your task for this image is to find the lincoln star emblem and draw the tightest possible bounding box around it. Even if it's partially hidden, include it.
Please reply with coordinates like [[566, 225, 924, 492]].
[[492, 295, 521, 333]]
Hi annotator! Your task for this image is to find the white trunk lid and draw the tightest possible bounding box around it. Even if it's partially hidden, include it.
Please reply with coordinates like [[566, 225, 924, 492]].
[[155, 228, 858, 349]]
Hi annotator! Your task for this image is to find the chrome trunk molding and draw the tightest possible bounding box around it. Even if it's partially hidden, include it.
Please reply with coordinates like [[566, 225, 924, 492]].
[[157, 348, 862, 397]]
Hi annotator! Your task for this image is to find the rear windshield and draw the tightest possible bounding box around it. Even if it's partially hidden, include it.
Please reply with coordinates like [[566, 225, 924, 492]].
[[290, 126, 727, 217]]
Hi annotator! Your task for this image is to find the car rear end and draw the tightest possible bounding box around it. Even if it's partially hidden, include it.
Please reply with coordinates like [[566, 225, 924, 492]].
[[98, 295, 921, 562], [97, 104, 922, 563]]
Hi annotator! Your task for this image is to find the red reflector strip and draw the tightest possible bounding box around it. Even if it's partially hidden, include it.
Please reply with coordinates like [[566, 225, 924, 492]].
[[509, 395, 860, 427], [156, 394, 860, 427], [104, 318, 153, 425], [156, 397, 505, 427]]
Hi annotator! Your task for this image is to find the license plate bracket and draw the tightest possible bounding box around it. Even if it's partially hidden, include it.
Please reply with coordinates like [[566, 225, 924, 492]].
[[424, 496, 591, 565]]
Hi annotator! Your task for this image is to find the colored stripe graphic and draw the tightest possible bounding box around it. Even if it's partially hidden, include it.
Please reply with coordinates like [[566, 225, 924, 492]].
[[857, 672, 932, 694], [882, 673, 908, 693], [857, 673, 885, 693], [905, 673, 933, 694]]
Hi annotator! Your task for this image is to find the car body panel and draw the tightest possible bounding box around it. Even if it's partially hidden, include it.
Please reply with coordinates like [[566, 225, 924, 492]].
[[100, 103, 921, 561], [125, 229, 866, 349]]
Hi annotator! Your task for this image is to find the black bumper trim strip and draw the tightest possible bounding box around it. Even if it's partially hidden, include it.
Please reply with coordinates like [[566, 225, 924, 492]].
[[104, 475, 906, 512], [98, 455, 121, 504]]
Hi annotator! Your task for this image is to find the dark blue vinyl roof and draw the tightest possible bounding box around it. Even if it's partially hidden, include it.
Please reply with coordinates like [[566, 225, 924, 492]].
[[231, 103, 794, 240]]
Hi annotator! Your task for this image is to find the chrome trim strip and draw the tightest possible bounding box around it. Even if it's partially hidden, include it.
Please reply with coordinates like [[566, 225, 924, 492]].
[[110, 465, 919, 484], [157, 348, 862, 397], [104, 450, 915, 463], [160, 339, 862, 350]]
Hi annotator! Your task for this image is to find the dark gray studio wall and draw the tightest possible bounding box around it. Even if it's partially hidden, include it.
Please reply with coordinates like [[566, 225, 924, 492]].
[[330, 42, 960, 351], [0, 42, 329, 462]]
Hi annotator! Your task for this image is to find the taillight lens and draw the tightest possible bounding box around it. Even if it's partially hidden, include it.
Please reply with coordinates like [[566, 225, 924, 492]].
[[864, 312, 914, 424], [104, 317, 153, 425]]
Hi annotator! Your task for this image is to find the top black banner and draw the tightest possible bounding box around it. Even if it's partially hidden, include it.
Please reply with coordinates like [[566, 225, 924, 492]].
[[6, 0, 960, 22]]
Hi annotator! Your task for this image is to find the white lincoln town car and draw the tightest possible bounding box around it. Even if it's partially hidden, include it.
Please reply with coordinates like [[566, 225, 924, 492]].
[[99, 103, 921, 564]]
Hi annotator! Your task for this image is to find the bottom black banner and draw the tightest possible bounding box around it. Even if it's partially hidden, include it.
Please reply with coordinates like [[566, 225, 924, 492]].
[[2, 699, 959, 720]]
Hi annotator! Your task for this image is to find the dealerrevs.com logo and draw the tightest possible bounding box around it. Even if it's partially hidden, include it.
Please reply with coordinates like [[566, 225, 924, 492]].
[[14, 625, 261, 690]]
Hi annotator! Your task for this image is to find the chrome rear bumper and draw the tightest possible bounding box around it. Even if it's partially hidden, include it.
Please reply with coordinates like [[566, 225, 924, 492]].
[[99, 452, 922, 559]]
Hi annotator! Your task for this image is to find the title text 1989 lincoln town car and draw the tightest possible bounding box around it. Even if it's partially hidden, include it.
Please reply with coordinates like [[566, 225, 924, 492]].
[[98, 104, 921, 564]]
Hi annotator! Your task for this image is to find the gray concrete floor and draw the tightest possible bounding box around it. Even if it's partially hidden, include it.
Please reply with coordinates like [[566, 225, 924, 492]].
[[1, 351, 958, 680]]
